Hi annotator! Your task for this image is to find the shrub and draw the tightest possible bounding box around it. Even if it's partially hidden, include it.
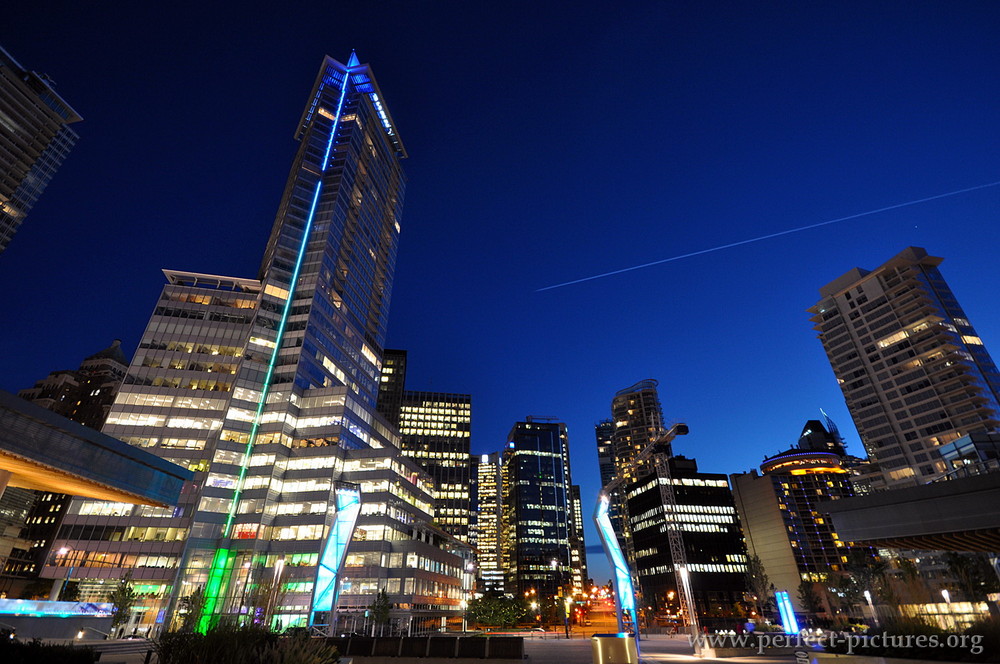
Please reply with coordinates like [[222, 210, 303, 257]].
[[0, 638, 98, 664], [155, 625, 339, 664]]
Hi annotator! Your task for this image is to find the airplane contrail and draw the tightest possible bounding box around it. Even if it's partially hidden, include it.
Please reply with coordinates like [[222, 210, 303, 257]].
[[535, 179, 1000, 292]]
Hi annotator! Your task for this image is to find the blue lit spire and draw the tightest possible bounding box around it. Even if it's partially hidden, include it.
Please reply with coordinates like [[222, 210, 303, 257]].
[[347, 50, 360, 67]]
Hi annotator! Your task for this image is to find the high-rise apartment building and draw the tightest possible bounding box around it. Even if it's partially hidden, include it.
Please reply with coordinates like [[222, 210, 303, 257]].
[[0, 46, 82, 253], [501, 419, 575, 599], [809, 247, 1000, 488], [475, 452, 504, 593], [607, 380, 667, 560], [731, 420, 875, 614], [12, 340, 128, 585], [43, 53, 472, 635], [595, 419, 615, 490]]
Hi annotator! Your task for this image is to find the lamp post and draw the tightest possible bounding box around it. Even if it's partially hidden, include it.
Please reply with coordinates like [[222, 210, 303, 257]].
[[863, 590, 880, 628], [48, 547, 74, 601]]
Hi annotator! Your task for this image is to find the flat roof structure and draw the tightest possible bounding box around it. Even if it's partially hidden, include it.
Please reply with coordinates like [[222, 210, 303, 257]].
[[822, 471, 1000, 551], [0, 390, 192, 507]]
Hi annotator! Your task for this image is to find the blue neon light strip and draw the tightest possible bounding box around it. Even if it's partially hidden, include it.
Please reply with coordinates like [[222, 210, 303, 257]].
[[775, 591, 799, 634], [310, 486, 362, 622], [218, 64, 354, 539], [594, 494, 637, 633]]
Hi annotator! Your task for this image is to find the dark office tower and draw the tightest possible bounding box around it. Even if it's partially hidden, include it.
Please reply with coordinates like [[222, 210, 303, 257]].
[[595, 419, 615, 490], [45, 54, 473, 636], [809, 247, 1000, 488], [568, 484, 588, 597], [625, 456, 746, 629], [731, 422, 875, 615], [0, 46, 81, 253], [476, 452, 504, 593], [376, 349, 407, 428], [502, 418, 574, 599], [9, 340, 128, 587], [398, 391, 473, 541]]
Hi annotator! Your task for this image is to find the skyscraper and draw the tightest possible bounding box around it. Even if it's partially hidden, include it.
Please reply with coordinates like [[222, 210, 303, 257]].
[[375, 349, 407, 429], [397, 391, 473, 541], [0, 46, 82, 253], [608, 380, 667, 560], [568, 484, 589, 597], [44, 53, 471, 635], [475, 452, 504, 593], [595, 419, 615, 490], [809, 247, 1000, 488], [501, 418, 574, 599]]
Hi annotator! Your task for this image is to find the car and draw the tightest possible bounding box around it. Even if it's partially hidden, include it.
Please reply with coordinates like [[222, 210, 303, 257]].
[[530, 627, 546, 632]]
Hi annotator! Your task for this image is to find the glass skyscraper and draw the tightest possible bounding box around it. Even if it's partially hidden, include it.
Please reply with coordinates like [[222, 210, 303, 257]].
[[45, 53, 471, 636]]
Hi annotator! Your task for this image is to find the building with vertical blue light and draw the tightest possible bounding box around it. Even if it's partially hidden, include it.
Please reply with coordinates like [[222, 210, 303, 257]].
[[43, 53, 471, 636]]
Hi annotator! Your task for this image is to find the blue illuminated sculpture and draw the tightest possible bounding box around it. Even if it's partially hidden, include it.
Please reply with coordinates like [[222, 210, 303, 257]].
[[775, 590, 800, 634], [309, 483, 362, 633], [594, 492, 638, 635]]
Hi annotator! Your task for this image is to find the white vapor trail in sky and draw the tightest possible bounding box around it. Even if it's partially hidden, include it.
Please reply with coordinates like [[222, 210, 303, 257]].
[[535, 180, 1000, 292]]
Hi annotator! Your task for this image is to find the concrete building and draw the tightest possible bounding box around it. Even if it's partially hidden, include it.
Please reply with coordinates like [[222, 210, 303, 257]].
[[0, 46, 82, 253], [731, 420, 875, 614], [808, 247, 1000, 488], [42, 53, 471, 634]]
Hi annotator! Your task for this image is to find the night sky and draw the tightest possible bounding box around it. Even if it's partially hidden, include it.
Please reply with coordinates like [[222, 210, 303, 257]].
[[4, 2, 1000, 583]]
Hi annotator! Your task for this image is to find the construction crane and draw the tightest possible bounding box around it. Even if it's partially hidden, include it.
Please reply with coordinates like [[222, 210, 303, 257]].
[[594, 423, 700, 653]]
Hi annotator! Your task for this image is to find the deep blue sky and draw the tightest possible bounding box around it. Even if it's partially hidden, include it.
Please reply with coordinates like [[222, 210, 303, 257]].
[[4, 2, 1000, 583]]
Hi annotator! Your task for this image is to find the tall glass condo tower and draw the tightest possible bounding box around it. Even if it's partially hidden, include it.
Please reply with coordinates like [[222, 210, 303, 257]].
[[46, 54, 472, 635]]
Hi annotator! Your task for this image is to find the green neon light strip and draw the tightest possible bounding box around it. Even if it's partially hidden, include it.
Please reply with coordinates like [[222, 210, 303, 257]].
[[199, 63, 354, 631]]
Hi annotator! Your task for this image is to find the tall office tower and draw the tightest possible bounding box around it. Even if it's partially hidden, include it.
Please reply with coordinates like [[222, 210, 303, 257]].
[[475, 452, 504, 593], [595, 419, 615, 490], [568, 485, 589, 596], [809, 247, 1000, 488], [0, 46, 82, 253], [376, 349, 407, 429], [731, 420, 875, 615], [501, 418, 575, 600], [397, 392, 473, 541], [625, 454, 746, 628], [13, 340, 128, 585], [44, 53, 472, 635]]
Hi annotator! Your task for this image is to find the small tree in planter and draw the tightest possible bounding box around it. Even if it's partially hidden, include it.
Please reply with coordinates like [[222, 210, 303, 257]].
[[109, 571, 137, 636]]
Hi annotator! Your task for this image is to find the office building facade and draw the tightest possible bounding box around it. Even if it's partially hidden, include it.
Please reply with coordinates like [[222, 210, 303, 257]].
[[0, 46, 82, 253], [475, 452, 504, 593], [501, 419, 575, 600], [625, 456, 746, 626], [809, 247, 1000, 488], [595, 419, 615, 490], [43, 53, 471, 634]]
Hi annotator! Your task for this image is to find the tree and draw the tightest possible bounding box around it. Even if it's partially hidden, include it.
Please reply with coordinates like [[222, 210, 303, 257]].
[[178, 586, 206, 632], [369, 588, 391, 636], [797, 580, 823, 619], [744, 554, 772, 618], [466, 592, 528, 628], [943, 552, 1000, 601], [109, 571, 137, 634]]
